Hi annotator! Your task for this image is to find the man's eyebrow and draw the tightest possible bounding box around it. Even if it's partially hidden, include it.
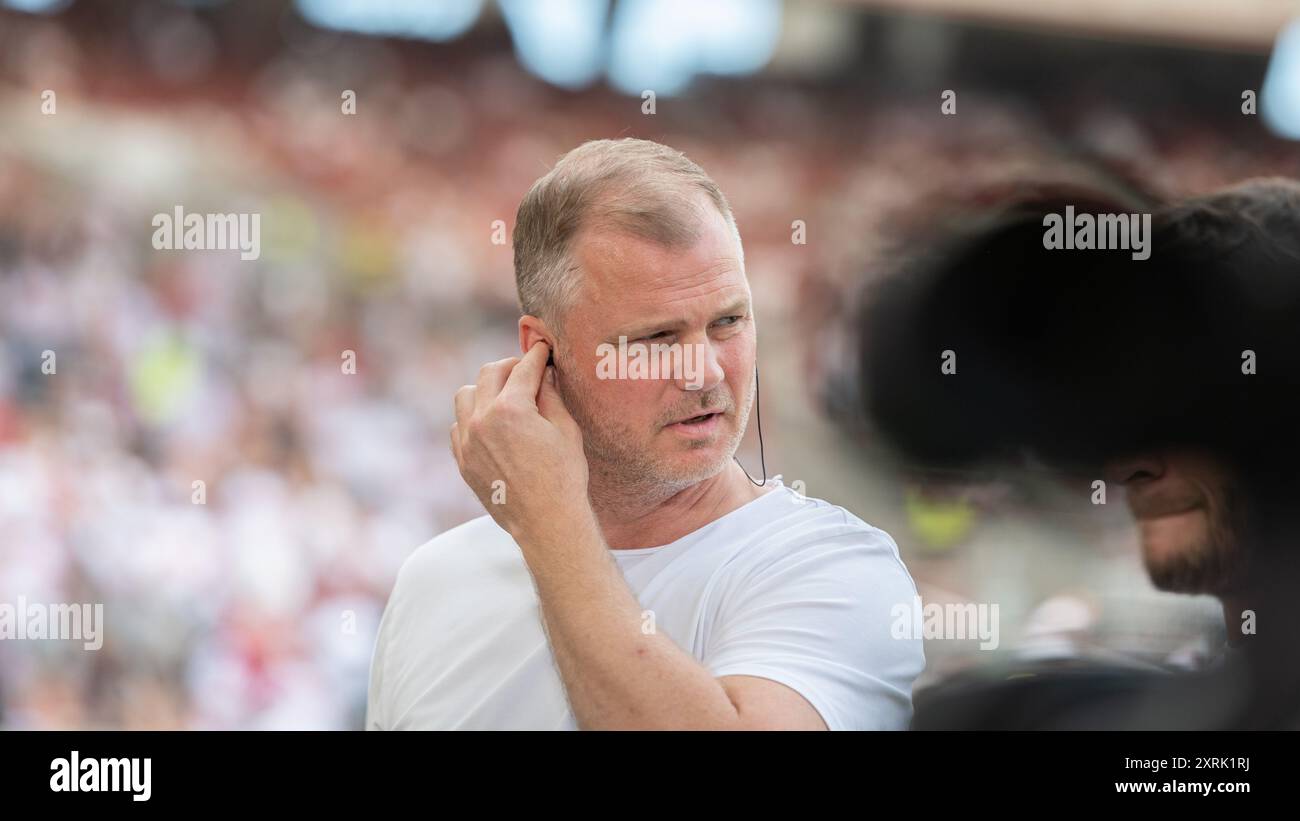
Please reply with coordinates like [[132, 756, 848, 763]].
[[611, 299, 751, 340]]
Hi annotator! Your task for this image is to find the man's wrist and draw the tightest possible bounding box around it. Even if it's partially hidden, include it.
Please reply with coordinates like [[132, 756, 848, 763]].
[[512, 504, 604, 563]]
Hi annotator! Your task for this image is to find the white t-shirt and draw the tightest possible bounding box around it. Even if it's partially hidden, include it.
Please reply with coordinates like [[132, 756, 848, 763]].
[[366, 477, 925, 730]]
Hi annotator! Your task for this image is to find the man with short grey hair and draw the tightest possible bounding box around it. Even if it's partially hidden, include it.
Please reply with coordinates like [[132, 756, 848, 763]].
[[366, 138, 924, 730]]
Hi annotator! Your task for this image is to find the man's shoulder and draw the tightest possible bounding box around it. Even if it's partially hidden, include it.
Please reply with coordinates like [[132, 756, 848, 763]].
[[738, 485, 918, 594], [761, 484, 904, 561], [392, 514, 517, 592]]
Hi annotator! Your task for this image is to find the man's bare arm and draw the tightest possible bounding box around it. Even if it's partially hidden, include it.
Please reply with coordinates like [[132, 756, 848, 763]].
[[517, 512, 828, 731]]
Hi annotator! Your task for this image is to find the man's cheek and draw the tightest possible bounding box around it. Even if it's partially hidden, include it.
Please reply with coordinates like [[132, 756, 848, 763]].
[[1141, 510, 1210, 559], [601, 380, 661, 425]]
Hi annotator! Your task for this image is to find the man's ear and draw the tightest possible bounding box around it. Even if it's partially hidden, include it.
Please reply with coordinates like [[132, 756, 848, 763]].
[[518, 315, 555, 360]]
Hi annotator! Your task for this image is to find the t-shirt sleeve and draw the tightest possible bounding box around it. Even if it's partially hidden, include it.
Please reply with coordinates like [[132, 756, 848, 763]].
[[704, 520, 925, 730], [365, 577, 401, 731]]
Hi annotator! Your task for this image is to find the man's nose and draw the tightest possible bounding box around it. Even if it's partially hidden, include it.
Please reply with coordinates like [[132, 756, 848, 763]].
[[679, 339, 725, 392], [1104, 454, 1166, 485]]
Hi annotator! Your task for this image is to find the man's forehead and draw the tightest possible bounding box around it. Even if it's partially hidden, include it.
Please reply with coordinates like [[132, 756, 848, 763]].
[[573, 214, 746, 308], [576, 248, 747, 333]]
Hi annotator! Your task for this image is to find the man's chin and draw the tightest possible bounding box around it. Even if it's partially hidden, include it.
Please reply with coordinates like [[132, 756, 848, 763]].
[[1137, 509, 1217, 593], [654, 444, 733, 485]]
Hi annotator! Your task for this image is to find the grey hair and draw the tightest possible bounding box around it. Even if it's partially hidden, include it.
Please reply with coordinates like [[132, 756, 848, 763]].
[[512, 138, 742, 330]]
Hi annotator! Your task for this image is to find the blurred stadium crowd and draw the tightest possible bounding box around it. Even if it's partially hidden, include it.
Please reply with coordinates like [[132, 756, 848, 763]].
[[2, 1, 1298, 728]]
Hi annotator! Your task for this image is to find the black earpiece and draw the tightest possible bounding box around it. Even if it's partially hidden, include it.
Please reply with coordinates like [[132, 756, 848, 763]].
[[734, 363, 768, 487]]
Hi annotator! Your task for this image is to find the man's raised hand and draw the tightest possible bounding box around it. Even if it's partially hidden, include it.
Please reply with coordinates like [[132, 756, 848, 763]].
[[450, 342, 590, 544]]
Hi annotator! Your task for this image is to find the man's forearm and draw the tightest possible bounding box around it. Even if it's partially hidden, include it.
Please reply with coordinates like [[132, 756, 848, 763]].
[[516, 515, 745, 730]]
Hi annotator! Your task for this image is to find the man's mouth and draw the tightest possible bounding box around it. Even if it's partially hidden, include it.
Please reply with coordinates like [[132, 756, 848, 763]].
[[1126, 485, 1203, 520], [666, 409, 725, 433]]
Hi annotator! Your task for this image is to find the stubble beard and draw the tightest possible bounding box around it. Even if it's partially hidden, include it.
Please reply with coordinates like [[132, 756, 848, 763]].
[[558, 370, 755, 507], [1144, 482, 1248, 596]]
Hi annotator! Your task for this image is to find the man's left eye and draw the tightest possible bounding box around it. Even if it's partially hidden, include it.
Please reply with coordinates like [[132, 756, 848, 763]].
[[713, 316, 743, 328]]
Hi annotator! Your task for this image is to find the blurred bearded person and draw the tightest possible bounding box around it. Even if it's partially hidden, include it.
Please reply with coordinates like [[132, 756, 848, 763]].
[[366, 138, 925, 730], [857, 179, 1300, 729], [1097, 182, 1300, 673], [1104, 451, 1247, 614]]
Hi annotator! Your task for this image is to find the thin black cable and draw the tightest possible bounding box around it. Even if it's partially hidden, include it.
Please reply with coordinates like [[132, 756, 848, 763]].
[[734, 364, 768, 486]]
